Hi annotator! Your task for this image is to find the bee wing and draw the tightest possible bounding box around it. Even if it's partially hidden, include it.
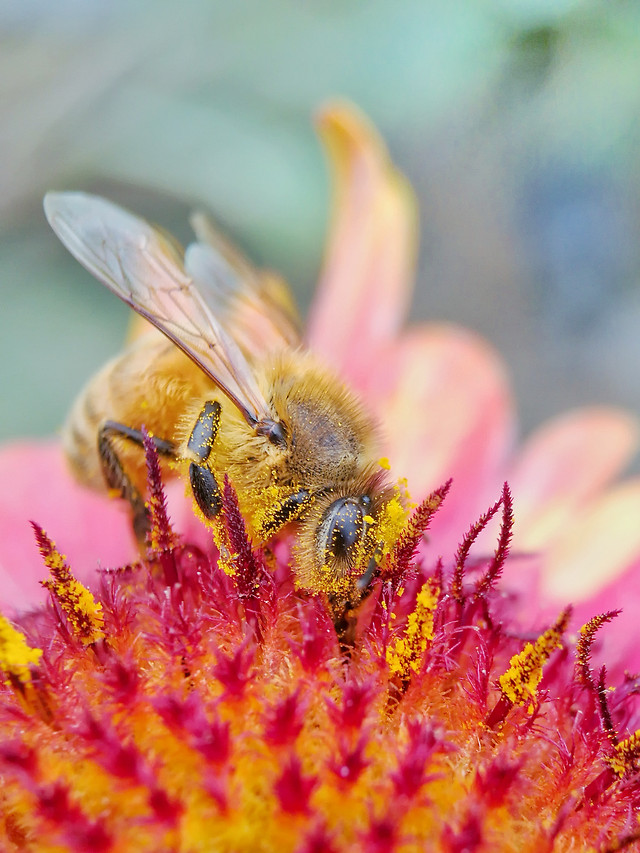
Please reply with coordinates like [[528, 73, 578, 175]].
[[185, 210, 302, 361], [43, 192, 271, 425]]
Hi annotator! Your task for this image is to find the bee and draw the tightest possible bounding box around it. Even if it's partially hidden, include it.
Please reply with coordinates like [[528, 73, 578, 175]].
[[44, 192, 400, 622]]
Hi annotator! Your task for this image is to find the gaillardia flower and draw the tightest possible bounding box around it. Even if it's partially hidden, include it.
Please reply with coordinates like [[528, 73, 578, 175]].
[[2, 103, 640, 851]]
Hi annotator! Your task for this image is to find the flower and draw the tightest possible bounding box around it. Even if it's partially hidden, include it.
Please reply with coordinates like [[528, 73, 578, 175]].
[[2, 102, 640, 850], [2, 436, 640, 850]]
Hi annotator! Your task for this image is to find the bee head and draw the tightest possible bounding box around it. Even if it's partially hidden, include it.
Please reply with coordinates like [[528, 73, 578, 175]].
[[316, 495, 371, 568], [293, 468, 398, 606]]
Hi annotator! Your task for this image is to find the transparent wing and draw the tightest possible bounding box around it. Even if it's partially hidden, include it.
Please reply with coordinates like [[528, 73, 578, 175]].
[[186, 210, 302, 361], [44, 192, 271, 424]]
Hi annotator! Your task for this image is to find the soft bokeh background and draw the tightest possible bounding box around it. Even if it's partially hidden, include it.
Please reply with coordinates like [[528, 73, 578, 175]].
[[2, 0, 640, 446]]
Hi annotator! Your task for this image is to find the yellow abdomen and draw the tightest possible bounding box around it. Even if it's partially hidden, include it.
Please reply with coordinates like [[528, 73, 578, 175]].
[[62, 332, 216, 497]]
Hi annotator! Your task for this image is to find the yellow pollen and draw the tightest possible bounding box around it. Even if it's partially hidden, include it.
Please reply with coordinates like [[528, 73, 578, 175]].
[[252, 484, 302, 539], [386, 578, 440, 680], [498, 611, 568, 711], [40, 539, 105, 645], [607, 731, 640, 777], [376, 495, 409, 556]]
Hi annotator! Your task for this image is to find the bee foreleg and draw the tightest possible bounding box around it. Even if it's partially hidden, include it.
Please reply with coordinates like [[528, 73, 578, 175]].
[[332, 556, 380, 655], [356, 554, 380, 594], [260, 488, 311, 539], [98, 420, 177, 545]]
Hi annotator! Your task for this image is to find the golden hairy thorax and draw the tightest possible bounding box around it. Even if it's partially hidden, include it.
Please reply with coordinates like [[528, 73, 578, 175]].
[[63, 332, 379, 535]]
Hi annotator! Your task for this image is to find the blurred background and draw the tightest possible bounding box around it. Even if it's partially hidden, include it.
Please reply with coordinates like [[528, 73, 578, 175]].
[[2, 0, 640, 444]]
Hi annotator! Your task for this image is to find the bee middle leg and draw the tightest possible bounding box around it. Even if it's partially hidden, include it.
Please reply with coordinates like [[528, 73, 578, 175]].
[[186, 401, 223, 521], [332, 555, 380, 655], [98, 420, 176, 545], [260, 488, 312, 539]]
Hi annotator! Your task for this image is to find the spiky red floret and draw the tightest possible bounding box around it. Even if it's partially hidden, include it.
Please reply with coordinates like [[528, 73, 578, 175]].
[[212, 642, 254, 698], [391, 720, 446, 800], [475, 481, 513, 595], [37, 783, 113, 853], [473, 754, 523, 807], [141, 428, 178, 586], [1, 474, 640, 851], [263, 688, 307, 747], [274, 755, 317, 815], [327, 678, 375, 731], [221, 475, 276, 636], [360, 816, 397, 853], [295, 823, 339, 853], [329, 736, 369, 787], [441, 811, 483, 853], [386, 479, 452, 585], [154, 692, 232, 765], [290, 600, 337, 674], [450, 492, 504, 603]]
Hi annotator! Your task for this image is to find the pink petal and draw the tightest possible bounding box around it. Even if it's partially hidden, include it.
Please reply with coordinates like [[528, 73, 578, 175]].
[[541, 479, 640, 604], [0, 440, 137, 614], [0, 441, 213, 615], [510, 408, 639, 552], [306, 101, 417, 380], [571, 555, 640, 677], [378, 323, 515, 556], [164, 479, 214, 553]]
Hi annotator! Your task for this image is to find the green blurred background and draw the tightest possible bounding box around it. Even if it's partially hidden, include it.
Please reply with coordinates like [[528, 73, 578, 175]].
[[2, 0, 640, 442]]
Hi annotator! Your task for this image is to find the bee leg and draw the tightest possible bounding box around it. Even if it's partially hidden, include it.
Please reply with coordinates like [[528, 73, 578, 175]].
[[189, 464, 222, 520], [333, 555, 380, 655], [186, 401, 221, 464], [356, 554, 380, 596], [332, 605, 358, 656], [187, 401, 223, 520], [98, 421, 176, 545], [260, 488, 312, 538]]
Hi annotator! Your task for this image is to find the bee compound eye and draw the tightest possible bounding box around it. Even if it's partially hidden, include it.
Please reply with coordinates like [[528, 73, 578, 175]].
[[320, 498, 366, 563]]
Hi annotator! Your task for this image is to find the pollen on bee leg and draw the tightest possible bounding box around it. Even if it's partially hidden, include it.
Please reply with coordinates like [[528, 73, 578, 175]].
[[251, 483, 313, 544], [187, 401, 221, 464]]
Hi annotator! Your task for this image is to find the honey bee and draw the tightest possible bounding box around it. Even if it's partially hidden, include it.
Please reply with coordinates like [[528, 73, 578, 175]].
[[44, 192, 401, 622]]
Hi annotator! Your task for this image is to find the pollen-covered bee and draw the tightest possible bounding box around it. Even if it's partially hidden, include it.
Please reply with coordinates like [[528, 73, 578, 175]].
[[44, 192, 404, 620]]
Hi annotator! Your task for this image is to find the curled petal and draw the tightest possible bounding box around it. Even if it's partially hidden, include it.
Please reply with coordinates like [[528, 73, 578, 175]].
[[307, 100, 417, 380], [511, 408, 639, 552]]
